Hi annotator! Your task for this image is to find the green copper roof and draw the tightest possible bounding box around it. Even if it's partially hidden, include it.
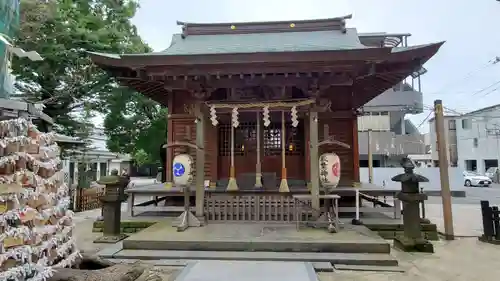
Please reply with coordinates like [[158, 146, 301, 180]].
[[132, 28, 368, 56]]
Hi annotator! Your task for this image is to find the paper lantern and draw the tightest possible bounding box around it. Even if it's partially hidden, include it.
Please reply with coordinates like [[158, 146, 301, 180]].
[[172, 154, 193, 186], [319, 153, 341, 189]]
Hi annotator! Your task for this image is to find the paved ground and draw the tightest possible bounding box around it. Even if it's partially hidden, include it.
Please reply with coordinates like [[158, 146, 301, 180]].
[[74, 177, 500, 280], [426, 183, 500, 205], [318, 238, 500, 281], [72, 200, 500, 281]]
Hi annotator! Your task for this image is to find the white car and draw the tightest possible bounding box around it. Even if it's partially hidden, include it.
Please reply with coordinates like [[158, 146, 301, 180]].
[[463, 171, 492, 187]]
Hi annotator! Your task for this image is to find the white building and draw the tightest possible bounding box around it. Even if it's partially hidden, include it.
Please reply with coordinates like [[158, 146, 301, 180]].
[[429, 104, 500, 172], [428, 115, 459, 167], [66, 127, 130, 184]]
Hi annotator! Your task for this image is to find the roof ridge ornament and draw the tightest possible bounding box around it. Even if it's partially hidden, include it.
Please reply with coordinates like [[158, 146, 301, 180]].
[[176, 15, 353, 37]]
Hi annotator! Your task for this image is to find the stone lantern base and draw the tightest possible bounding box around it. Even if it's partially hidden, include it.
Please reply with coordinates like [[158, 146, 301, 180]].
[[94, 233, 128, 244], [394, 236, 434, 253]]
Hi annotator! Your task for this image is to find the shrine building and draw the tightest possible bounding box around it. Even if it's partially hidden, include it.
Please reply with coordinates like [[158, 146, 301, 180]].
[[89, 15, 442, 211]]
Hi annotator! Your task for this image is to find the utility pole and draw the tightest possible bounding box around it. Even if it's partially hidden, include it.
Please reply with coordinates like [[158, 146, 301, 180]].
[[434, 99, 455, 240], [367, 129, 373, 184]]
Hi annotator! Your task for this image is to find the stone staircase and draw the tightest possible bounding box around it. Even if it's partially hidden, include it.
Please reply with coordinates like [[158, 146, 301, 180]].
[[98, 229, 398, 267]]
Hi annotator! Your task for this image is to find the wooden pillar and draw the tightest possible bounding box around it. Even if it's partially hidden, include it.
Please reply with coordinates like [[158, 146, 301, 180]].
[[309, 111, 320, 210], [352, 117, 360, 183], [368, 129, 373, 184], [255, 111, 263, 188], [194, 103, 205, 217], [434, 99, 454, 239], [166, 98, 174, 188]]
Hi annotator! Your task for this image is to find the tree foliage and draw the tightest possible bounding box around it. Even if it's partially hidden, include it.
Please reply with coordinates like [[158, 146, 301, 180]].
[[12, 0, 167, 164], [12, 0, 148, 133], [103, 90, 167, 165]]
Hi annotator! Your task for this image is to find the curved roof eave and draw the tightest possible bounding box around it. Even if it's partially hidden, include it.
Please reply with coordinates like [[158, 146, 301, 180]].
[[89, 41, 443, 71], [89, 48, 394, 69]]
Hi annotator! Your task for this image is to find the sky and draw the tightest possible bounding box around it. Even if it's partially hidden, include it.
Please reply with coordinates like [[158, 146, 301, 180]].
[[128, 0, 500, 133]]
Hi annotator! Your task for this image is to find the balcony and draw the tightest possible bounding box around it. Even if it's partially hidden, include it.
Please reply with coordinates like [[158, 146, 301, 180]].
[[358, 131, 426, 155], [362, 83, 423, 114]]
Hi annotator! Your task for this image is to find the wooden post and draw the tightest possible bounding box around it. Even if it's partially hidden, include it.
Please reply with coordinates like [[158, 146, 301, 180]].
[[352, 117, 360, 183], [165, 113, 173, 189], [194, 103, 205, 217], [368, 129, 373, 184], [309, 111, 320, 210], [434, 99, 454, 240], [255, 111, 263, 188], [279, 110, 290, 192]]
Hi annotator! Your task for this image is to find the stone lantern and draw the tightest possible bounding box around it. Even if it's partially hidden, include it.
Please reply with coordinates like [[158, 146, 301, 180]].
[[391, 157, 434, 253], [94, 174, 129, 243]]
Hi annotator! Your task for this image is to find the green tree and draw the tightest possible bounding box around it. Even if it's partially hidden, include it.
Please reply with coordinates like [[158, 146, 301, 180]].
[[103, 90, 167, 165], [13, 0, 167, 164], [11, 0, 150, 134]]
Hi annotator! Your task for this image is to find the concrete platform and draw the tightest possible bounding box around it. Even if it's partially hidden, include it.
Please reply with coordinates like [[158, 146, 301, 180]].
[[97, 219, 399, 267], [121, 219, 391, 254]]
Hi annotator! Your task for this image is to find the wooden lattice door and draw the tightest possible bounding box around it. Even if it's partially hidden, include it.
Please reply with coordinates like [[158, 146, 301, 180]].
[[217, 121, 305, 181]]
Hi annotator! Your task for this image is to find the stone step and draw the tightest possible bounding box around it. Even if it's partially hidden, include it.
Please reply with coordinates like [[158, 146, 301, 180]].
[[122, 240, 391, 254], [333, 264, 406, 272], [312, 262, 335, 272], [103, 249, 398, 267]]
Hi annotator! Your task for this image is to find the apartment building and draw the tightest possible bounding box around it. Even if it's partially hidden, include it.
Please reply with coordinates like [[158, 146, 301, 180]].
[[356, 32, 428, 167], [429, 104, 500, 172]]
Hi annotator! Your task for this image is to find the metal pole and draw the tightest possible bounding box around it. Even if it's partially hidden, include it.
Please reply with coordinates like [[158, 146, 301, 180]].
[[434, 99, 455, 240], [368, 129, 373, 184]]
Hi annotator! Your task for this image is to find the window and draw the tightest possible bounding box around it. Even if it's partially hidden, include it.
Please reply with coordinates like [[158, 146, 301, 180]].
[[473, 138, 478, 148], [462, 119, 471, 130], [448, 120, 456, 130]]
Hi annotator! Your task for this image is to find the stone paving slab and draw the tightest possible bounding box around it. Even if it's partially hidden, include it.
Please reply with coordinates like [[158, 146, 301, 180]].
[[174, 261, 318, 281]]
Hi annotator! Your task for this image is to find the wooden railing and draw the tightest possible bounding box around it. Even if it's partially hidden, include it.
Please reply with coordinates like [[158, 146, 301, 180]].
[[204, 194, 296, 222]]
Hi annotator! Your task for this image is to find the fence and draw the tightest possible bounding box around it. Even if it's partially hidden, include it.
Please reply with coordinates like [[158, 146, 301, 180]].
[[75, 187, 104, 212], [480, 200, 500, 242], [360, 167, 465, 190]]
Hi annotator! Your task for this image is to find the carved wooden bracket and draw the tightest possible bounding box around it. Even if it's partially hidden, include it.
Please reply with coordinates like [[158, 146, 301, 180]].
[[163, 142, 204, 151], [306, 78, 331, 97], [317, 138, 351, 149], [190, 88, 214, 100], [314, 123, 351, 149]]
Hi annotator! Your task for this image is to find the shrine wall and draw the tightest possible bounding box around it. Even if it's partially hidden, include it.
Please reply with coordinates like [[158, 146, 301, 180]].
[[306, 116, 357, 186], [168, 91, 218, 184]]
